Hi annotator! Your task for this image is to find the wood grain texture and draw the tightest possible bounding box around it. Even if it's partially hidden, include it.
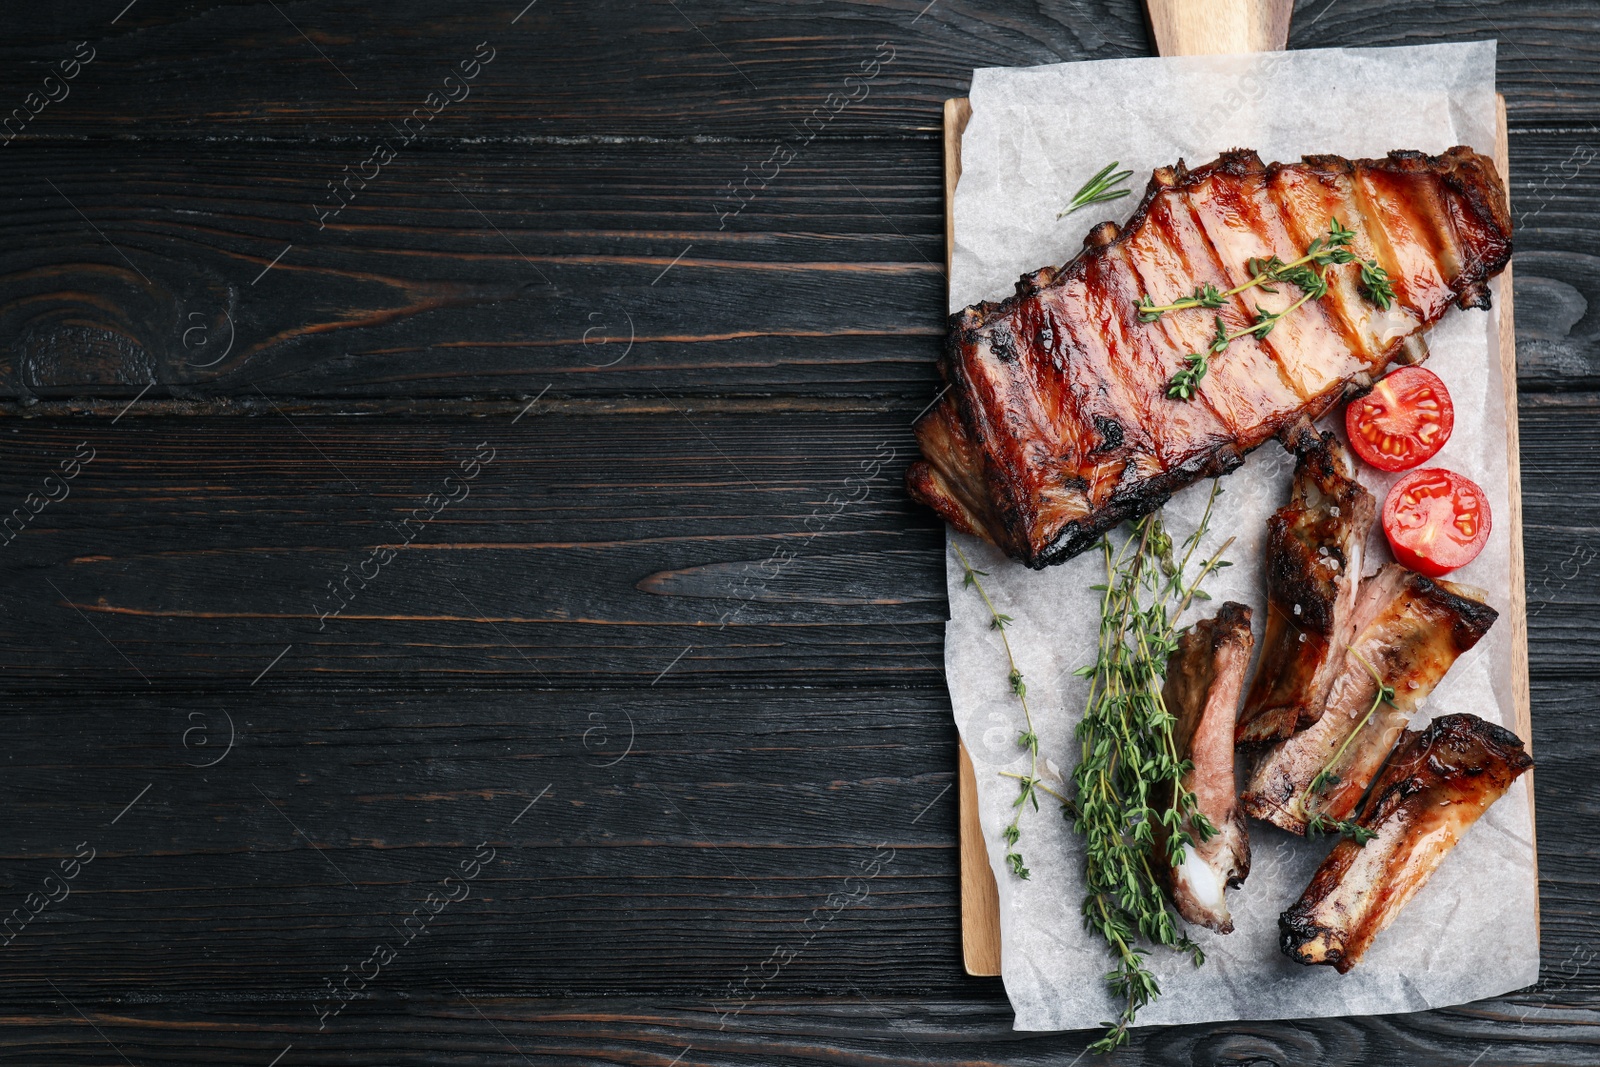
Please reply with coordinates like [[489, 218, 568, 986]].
[[0, 31, 1589, 403], [956, 741, 999, 975], [0, 142, 946, 402], [0, 677, 1596, 1054], [5, 995, 1600, 1066], [0, 412, 943, 691], [941, 94, 999, 981], [941, 98, 971, 280], [0, 0, 1592, 141], [0, 0, 1596, 1062], [1497, 96, 1535, 757], [0, 687, 959, 1000], [0, 141, 1587, 400], [1146, 0, 1293, 55], [1496, 96, 1541, 938]]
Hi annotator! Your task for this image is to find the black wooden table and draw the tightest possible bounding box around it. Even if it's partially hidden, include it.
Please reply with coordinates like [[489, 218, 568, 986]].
[[0, 2, 1594, 1063]]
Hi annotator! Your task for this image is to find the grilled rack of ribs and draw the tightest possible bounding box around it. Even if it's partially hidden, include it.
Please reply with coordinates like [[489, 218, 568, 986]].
[[907, 146, 1511, 568], [1280, 713, 1532, 972], [1237, 433, 1376, 744], [1157, 602, 1254, 933], [1241, 564, 1498, 835]]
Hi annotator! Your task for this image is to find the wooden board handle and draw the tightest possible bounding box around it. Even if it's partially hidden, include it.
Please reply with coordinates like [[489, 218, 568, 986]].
[[1144, 0, 1293, 56]]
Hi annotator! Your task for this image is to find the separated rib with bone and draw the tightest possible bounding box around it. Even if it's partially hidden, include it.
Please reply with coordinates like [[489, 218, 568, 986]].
[[1280, 714, 1531, 972]]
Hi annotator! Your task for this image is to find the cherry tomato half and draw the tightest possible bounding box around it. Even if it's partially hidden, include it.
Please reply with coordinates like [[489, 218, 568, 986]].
[[1344, 366, 1455, 472], [1381, 468, 1491, 578]]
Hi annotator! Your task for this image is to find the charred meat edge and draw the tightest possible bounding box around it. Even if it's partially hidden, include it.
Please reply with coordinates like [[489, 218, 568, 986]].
[[1237, 432, 1376, 744], [1280, 713, 1532, 973], [1241, 565, 1499, 835], [1156, 601, 1254, 934], [906, 146, 1512, 568]]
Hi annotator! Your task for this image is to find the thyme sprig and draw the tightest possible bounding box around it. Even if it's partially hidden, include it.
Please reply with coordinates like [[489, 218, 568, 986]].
[[1000, 770, 1068, 803], [1359, 259, 1395, 309], [1135, 222, 1354, 321], [1139, 218, 1397, 402], [954, 543, 1043, 880], [1306, 812, 1378, 845], [1163, 288, 1324, 401], [1059, 161, 1134, 218], [1302, 647, 1395, 837], [1165, 315, 1232, 399], [1067, 481, 1234, 1053], [1165, 351, 1209, 400]]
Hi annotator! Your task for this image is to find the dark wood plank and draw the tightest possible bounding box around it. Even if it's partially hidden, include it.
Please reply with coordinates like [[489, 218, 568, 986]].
[[1514, 250, 1600, 393], [0, 141, 943, 403], [0, 0, 1135, 141], [0, 133, 1593, 403], [0, 410, 944, 690], [0, 676, 1593, 1028], [0, 1, 1592, 142], [4, 977, 1600, 1063], [0, 687, 957, 1001]]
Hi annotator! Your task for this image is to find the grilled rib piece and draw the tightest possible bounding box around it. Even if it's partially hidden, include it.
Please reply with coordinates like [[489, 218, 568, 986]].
[[907, 146, 1511, 568], [1237, 433, 1376, 744], [1241, 564, 1498, 835], [1157, 602, 1254, 933], [1281, 713, 1532, 972]]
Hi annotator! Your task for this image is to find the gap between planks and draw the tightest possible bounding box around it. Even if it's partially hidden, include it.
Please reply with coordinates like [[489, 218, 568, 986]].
[[0, 395, 934, 420]]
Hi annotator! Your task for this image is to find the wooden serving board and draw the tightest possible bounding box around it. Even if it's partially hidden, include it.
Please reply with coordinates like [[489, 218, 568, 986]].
[[949, 92, 1536, 979]]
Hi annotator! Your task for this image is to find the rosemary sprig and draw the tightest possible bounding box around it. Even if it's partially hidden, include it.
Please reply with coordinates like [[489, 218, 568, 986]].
[[954, 543, 1041, 879], [1241, 283, 1322, 341], [1068, 482, 1234, 1053], [1058, 161, 1134, 219]]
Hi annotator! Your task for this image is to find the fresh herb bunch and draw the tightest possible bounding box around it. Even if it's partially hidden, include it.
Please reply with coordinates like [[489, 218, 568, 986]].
[[953, 543, 1051, 880], [1137, 218, 1398, 401], [1059, 161, 1134, 219], [1067, 481, 1234, 1053]]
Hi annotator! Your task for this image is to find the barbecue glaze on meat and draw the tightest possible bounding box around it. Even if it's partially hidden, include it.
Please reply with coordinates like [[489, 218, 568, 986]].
[[1241, 565, 1498, 835], [1237, 433, 1376, 744], [907, 147, 1511, 568], [1280, 713, 1531, 973], [1157, 602, 1254, 933]]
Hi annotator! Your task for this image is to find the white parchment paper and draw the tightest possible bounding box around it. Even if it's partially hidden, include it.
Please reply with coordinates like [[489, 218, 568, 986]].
[[944, 41, 1539, 1033]]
